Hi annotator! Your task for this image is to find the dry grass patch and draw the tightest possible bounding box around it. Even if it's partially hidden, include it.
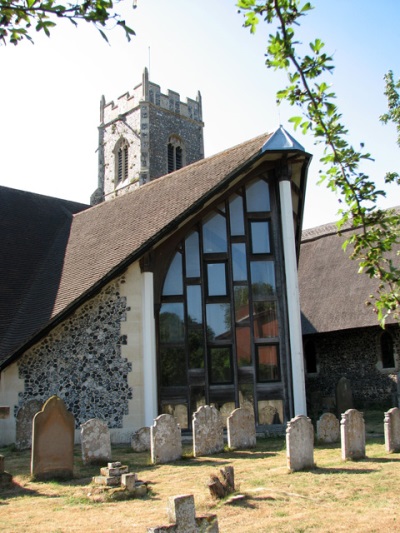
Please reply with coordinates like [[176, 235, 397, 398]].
[[1, 437, 400, 532]]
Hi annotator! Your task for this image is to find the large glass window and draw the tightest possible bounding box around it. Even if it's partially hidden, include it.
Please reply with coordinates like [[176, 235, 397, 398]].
[[203, 211, 227, 253]]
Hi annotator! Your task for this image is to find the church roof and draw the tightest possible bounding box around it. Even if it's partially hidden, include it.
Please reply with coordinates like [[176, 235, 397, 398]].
[[299, 214, 399, 334], [2, 130, 310, 369]]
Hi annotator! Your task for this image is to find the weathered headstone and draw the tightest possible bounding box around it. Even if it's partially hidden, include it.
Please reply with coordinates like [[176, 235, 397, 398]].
[[336, 376, 354, 416], [317, 412, 340, 444], [341, 409, 365, 460], [0, 406, 10, 419], [147, 494, 219, 533], [227, 407, 256, 450], [286, 415, 314, 471], [384, 407, 400, 453], [80, 418, 112, 464], [15, 400, 43, 450], [151, 414, 182, 464], [31, 395, 75, 480], [192, 405, 223, 457], [131, 426, 151, 452], [0, 455, 13, 487]]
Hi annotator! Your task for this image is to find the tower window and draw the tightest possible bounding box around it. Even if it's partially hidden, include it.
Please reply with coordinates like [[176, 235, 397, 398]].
[[115, 139, 129, 184], [167, 135, 185, 173]]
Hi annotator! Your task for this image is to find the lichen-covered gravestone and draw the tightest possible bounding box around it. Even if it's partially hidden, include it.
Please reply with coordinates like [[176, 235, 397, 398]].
[[286, 415, 314, 471], [341, 409, 365, 460], [192, 405, 224, 458], [131, 426, 151, 452], [336, 377, 354, 416], [31, 395, 75, 480], [81, 418, 112, 464], [15, 400, 43, 450], [316, 412, 340, 444], [384, 407, 400, 453], [227, 407, 256, 450], [151, 414, 182, 464]]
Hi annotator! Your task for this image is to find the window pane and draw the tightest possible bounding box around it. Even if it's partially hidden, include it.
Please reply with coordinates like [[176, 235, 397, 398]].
[[160, 346, 187, 386], [159, 303, 184, 342], [246, 179, 270, 212], [250, 261, 276, 299], [381, 332, 395, 368], [206, 303, 231, 341], [203, 212, 227, 253], [187, 286, 204, 369], [250, 221, 271, 254], [210, 347, 233, 384], [187, 285, 202, 324], [207, 263, 227, 296], [232, 243, 247, 281], [185, 231, 200, 278], [257, 345, 279, 382], [234, 286, 249, 323], [253, 301, 278, 338], [229, 194, 245, 236], [163, 252, 183, 295], [236, 327, 252, 366]]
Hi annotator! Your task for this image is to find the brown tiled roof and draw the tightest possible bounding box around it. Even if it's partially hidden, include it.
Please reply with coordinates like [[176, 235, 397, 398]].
[[299, 213, 400, 334], [0, 133, 273, 368]]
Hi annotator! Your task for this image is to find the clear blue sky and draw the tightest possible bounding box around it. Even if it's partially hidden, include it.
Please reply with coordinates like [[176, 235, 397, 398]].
[[1, 0, 399, 228]]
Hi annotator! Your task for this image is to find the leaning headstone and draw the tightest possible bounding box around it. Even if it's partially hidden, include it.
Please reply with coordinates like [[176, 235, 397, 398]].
[[147, 494, 219, 533], [317, 412, 340, 443], [31, 395, 75, 480], [336, 377, 354, 416], [151, 414, 182, 464], [384, 407, 400, 453], [227, 408, 256, 450], [15, 400, 43, 450], [0, 455, 13, 487], [81, 418, 112, 464], [341, 409, 365, 460], [131, 427, 151, 452], [193, 405, 224, 457], [286, 415, 314, 471]]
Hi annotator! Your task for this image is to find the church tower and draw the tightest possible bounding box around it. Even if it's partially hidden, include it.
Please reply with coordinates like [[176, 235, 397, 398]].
[[91, 68, 204, 204]]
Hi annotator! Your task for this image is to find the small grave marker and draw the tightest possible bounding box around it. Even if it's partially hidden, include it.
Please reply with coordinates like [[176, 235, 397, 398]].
[[81, 418, 112, 464], [384, 407, 400, 453], [341, 409, 365, 460], [286, 415, 314, 471], [151, 414, 182, 464], [193, 405, 223, 457], [227, 407, 256, 450], [317, 412, 340, 443]]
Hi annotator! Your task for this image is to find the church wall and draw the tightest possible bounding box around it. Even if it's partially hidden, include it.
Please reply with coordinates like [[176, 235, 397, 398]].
[[305, 325, 400, 421], [0, 266, 149, 446]]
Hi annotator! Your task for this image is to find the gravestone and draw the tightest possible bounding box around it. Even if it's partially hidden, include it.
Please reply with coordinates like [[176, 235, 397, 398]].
[[80, 418, 112, 464], [219, 402, 236, 427], [31, 395, 75, 480], [192, 405, 224, 457], [151, 414, 182, 464], [0, 455, 13, 487], [147, 494, 219, 533], [286, 415, 314, 471], [384, 407, 400, 453], [336, 377, 354, 416], [131, 426, 151, 452], [16, 400, 43, 450], [259, 405, 279, 425], [0, 406, 10, 419], [341, 409, 365, 460], [317, 412, 340, 443], [227, 407, 256, 450]]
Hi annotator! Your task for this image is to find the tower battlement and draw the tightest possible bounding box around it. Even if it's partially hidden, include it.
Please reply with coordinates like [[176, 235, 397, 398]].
[[101, 68, 202, 125]]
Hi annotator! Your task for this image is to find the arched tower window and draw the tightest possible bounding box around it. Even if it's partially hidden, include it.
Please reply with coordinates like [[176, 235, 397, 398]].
[[381, 331, 395, 368], [115, 138, 129, 185], [167, 135, 185, 173]]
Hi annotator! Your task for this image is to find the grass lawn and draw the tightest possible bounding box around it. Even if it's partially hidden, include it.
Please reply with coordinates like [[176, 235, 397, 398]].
[[1, 431, 400, 532]]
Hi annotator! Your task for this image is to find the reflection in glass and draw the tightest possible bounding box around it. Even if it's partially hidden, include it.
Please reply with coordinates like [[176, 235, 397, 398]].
[[236, 327, 252, 366], [246, 179, 270, 212], [253, 301, 278, 338], [185, 231, 200, 278], [206, 303, 231, 340], [229, 194, 245, 235], [207, 263, 227, 296], [160, 346, 187, 386], [258, 400, 282, 424], [203, 212, 227, 253], [159, 303, 184, 342], [162, 252, 183, 295], [187, 286, 204, 368], [250, 221, 270, 254], [234, 286, 249, 323], [232, 243, 247, 281], [250, 261, 276, 299], [210, 347, 232, 383], [187, 285, 202, 324], [257, 345, 279, 381]]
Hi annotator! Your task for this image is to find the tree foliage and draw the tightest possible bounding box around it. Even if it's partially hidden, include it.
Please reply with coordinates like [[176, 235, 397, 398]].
[[0, 0, 135, 44], [237, 0, 400, 326]]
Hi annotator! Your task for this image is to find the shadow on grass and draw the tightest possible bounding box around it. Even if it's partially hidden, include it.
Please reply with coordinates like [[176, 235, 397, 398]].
[[310, 466, 378, 475], [0, 481, 57, 501]]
